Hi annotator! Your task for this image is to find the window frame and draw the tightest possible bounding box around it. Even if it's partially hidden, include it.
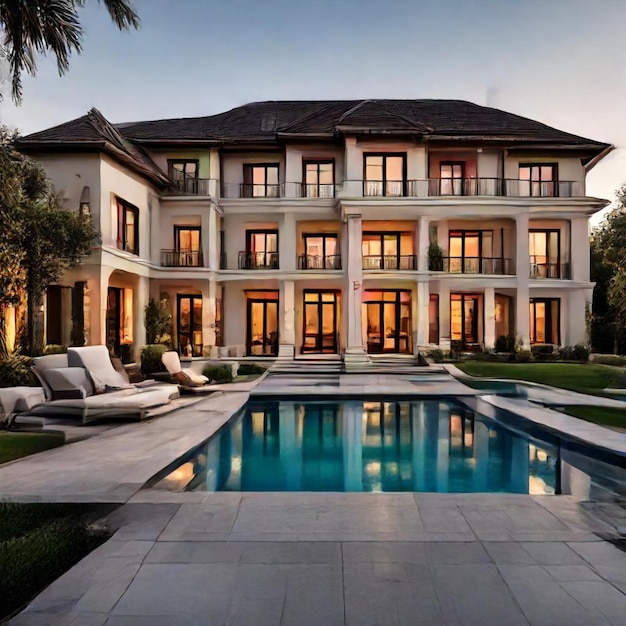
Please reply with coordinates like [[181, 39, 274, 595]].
[[242, 163, 281, 198], [518, 163, 558, 197], [302, 159, 335, 198], [363, 153, 407, 197], [529, 297, 561, 345], [177, 293, 203, 357], [301, 233, 339, 269], [439, 161, 466, 195], [116, 197, 139, 255], [168, 159, 199, 193], [243, 229, 279, 269], [529, 229, 561, 278]]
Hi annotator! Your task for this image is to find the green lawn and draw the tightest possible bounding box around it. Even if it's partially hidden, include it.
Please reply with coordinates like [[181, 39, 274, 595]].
[[560, 406, 626, 429], [0, 432, 65, 465], [0, 503, 113, 620], [455, 362, 626, 395]]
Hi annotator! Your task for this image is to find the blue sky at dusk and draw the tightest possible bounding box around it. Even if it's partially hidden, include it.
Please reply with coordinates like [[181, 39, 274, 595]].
[[1, 0, 624, 213]]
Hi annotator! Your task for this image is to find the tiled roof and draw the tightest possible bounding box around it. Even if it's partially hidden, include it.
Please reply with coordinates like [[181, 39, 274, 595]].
[[18, 100, 610, 174], [17, 109, 171, 188]]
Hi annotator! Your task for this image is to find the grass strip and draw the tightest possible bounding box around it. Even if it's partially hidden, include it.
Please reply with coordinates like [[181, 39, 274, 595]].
[[0, 431, 64, 465]]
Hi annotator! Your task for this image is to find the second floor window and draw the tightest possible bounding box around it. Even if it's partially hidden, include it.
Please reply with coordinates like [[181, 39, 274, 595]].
[[529, 230, 561, 278], [440, 162, 465, 195], [519, 164, 557, 197], [116, 198, 139, 255], [301, 234, 339, 269], [364, 154, 406, 197], [241, 230, 279, 269], [168, 159, 199, 193], [303, 161, 334, 198], [448, 230, 494, 273], [243, 164, 280, 198]]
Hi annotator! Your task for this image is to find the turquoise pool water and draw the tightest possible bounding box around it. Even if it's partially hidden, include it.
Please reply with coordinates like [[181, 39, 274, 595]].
[[155, 399, 559, 494]]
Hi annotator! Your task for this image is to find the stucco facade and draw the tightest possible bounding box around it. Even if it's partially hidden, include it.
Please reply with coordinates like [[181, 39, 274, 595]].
[[19, 100, 610, 363]]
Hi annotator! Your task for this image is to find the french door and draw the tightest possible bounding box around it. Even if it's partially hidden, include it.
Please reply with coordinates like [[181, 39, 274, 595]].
[[302, 291, 338, 353], [247, 297, 279, 356], [364, 290, 411, 354], [450, 294, 480, 345], [106, 287, 123, 358], [177, 295, 203, 356]]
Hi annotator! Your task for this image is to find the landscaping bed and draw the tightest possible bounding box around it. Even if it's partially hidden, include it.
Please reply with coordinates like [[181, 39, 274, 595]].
[[0, 431, 65, 465], [0, 503, 115, 621]]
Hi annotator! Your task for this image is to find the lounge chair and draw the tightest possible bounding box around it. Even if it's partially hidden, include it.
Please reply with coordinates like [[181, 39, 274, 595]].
[[28, 346, 179, 424], [161, 351, 211, 390]]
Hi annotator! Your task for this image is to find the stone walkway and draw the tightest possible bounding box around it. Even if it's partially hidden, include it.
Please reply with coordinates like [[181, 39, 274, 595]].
[[10, 493, 626, 625]]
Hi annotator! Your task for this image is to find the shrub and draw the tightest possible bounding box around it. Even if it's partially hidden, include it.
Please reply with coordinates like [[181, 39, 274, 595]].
[[140, 344, 167, 376], [495, 334, 516, 353], [237, 363, 267, 376], [427, 349, 444, 363], [43, 344, 66, 354], [590, 354, 626, 367], [557, 344, 590, 361], [0, 353, 35, 388], [202, 364, 233, 384], [516, 350, 532, 363], [144, 298, 172, 345]]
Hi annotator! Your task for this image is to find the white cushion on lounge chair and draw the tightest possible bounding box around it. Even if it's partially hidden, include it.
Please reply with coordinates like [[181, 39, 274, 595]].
[[32, 353, 70, 400], [161, 351, 209, 386], [67, 346, 133, 393], [44, 367, 93, 400]]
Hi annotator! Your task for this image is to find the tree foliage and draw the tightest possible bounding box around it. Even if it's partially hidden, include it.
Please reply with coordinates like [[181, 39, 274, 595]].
[[590, 185, 626, 354], [144, 297, 172, 346], [0, 0, 139, 103], [0, 128, 97, 355]]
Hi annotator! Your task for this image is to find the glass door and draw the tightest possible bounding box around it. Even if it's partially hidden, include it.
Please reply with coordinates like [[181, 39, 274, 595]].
[[364, 290, 411, 353], [450, 294, 480, 345], [302, 292, 338, 353], [177, 295, 203, 356], [247, 296, 279, 356], [106, 287, 122, 357]]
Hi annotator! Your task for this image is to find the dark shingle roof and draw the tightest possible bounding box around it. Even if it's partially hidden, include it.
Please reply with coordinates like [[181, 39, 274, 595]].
[[18, 100, 610, 173]]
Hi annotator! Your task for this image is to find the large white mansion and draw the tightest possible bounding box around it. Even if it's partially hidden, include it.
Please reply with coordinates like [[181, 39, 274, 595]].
[[17, 99, 611, 363]]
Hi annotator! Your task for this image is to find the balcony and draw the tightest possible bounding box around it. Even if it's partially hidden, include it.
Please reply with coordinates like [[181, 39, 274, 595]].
[[530, 261, 570, 279], [168, 172, 212, 195], [362, 255, 417, 270], [238, 251, 279, 269], [222, 183, 283, 199], [363, 180, 405, 197], [432, 257, 513, 275], [299, 183, 335, 199], [298, 254, 342, 270], [160, 250, 204, 267]]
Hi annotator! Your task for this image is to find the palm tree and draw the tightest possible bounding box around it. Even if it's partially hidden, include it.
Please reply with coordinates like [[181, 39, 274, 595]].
[[0, 0, 139, 103]]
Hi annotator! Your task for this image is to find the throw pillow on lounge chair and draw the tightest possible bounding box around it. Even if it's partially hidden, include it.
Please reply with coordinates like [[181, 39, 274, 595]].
[[43, 367, 94, 400], [161, 351, 210, 387]]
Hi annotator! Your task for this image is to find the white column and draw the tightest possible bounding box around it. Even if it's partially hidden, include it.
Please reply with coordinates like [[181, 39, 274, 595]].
[[515, 213, 530, 349], [279, 403, 302, 489], [279, 213, 297, 271], [149, 194, 161, 265], [342, 401, 364, 491], [278, 280, 295, 360], [570, 217, 590, 281], [417, 216, 430, 271], [202, 279, 217, 356], [206, 206, 219, 270], [438, 283, 450, 349], [416, 281, 430, 349], [484, 287, 496, 350], [133, 274, 149, 360], [344, 215, 368, 364]]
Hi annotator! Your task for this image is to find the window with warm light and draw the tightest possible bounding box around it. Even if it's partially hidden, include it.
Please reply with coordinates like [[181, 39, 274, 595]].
[[529, 230, 561, 278], [364, 154, 406, 196], [116, 197, 139, 255], [529, 298, 560, 344], [519, 164, 557, 197], [303, 160, 334, 198], [439, 162, 465, 195], [243, 164, 280, 197]]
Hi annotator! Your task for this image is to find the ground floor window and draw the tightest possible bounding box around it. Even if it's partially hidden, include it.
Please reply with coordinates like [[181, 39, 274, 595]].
[[178, 294, 203, 356], [246, 290, 279, 356], [529, 298, 560, 344], [495, 294, 513, 339], [363, 290, 411, 354], [106, 287, 133, 362], [450, 293, 481, 345], [302, 291, 339, 354]]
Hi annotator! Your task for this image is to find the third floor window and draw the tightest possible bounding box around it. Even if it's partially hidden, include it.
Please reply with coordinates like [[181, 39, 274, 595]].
[[243, 164, 280, 198], [364, 154, 406, 197], [303, 160, 334, 198], [519, 164, 557, 197], [168, 159, 198, 193]]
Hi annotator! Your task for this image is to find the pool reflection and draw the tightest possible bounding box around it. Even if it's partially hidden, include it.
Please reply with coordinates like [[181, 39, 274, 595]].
[[157, 400, 558, 494]]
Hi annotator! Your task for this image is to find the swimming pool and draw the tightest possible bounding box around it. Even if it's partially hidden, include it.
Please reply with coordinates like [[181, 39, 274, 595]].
[[153, 399, 564, 494]]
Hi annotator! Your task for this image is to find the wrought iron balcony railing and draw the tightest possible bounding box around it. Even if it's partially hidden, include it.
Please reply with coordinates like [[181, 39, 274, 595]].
[[168, 172, 211, 195], [238, 251, 279, 269], [160, 250, 204, 267], [362, 255, 417, 270], [530, 261, 570, 279], [297, 254, 342, 270], [221, 183, 283, 199], [432, 256, 513, 275], [363, 180, 406, 197], [300, 183, 335, 198]]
